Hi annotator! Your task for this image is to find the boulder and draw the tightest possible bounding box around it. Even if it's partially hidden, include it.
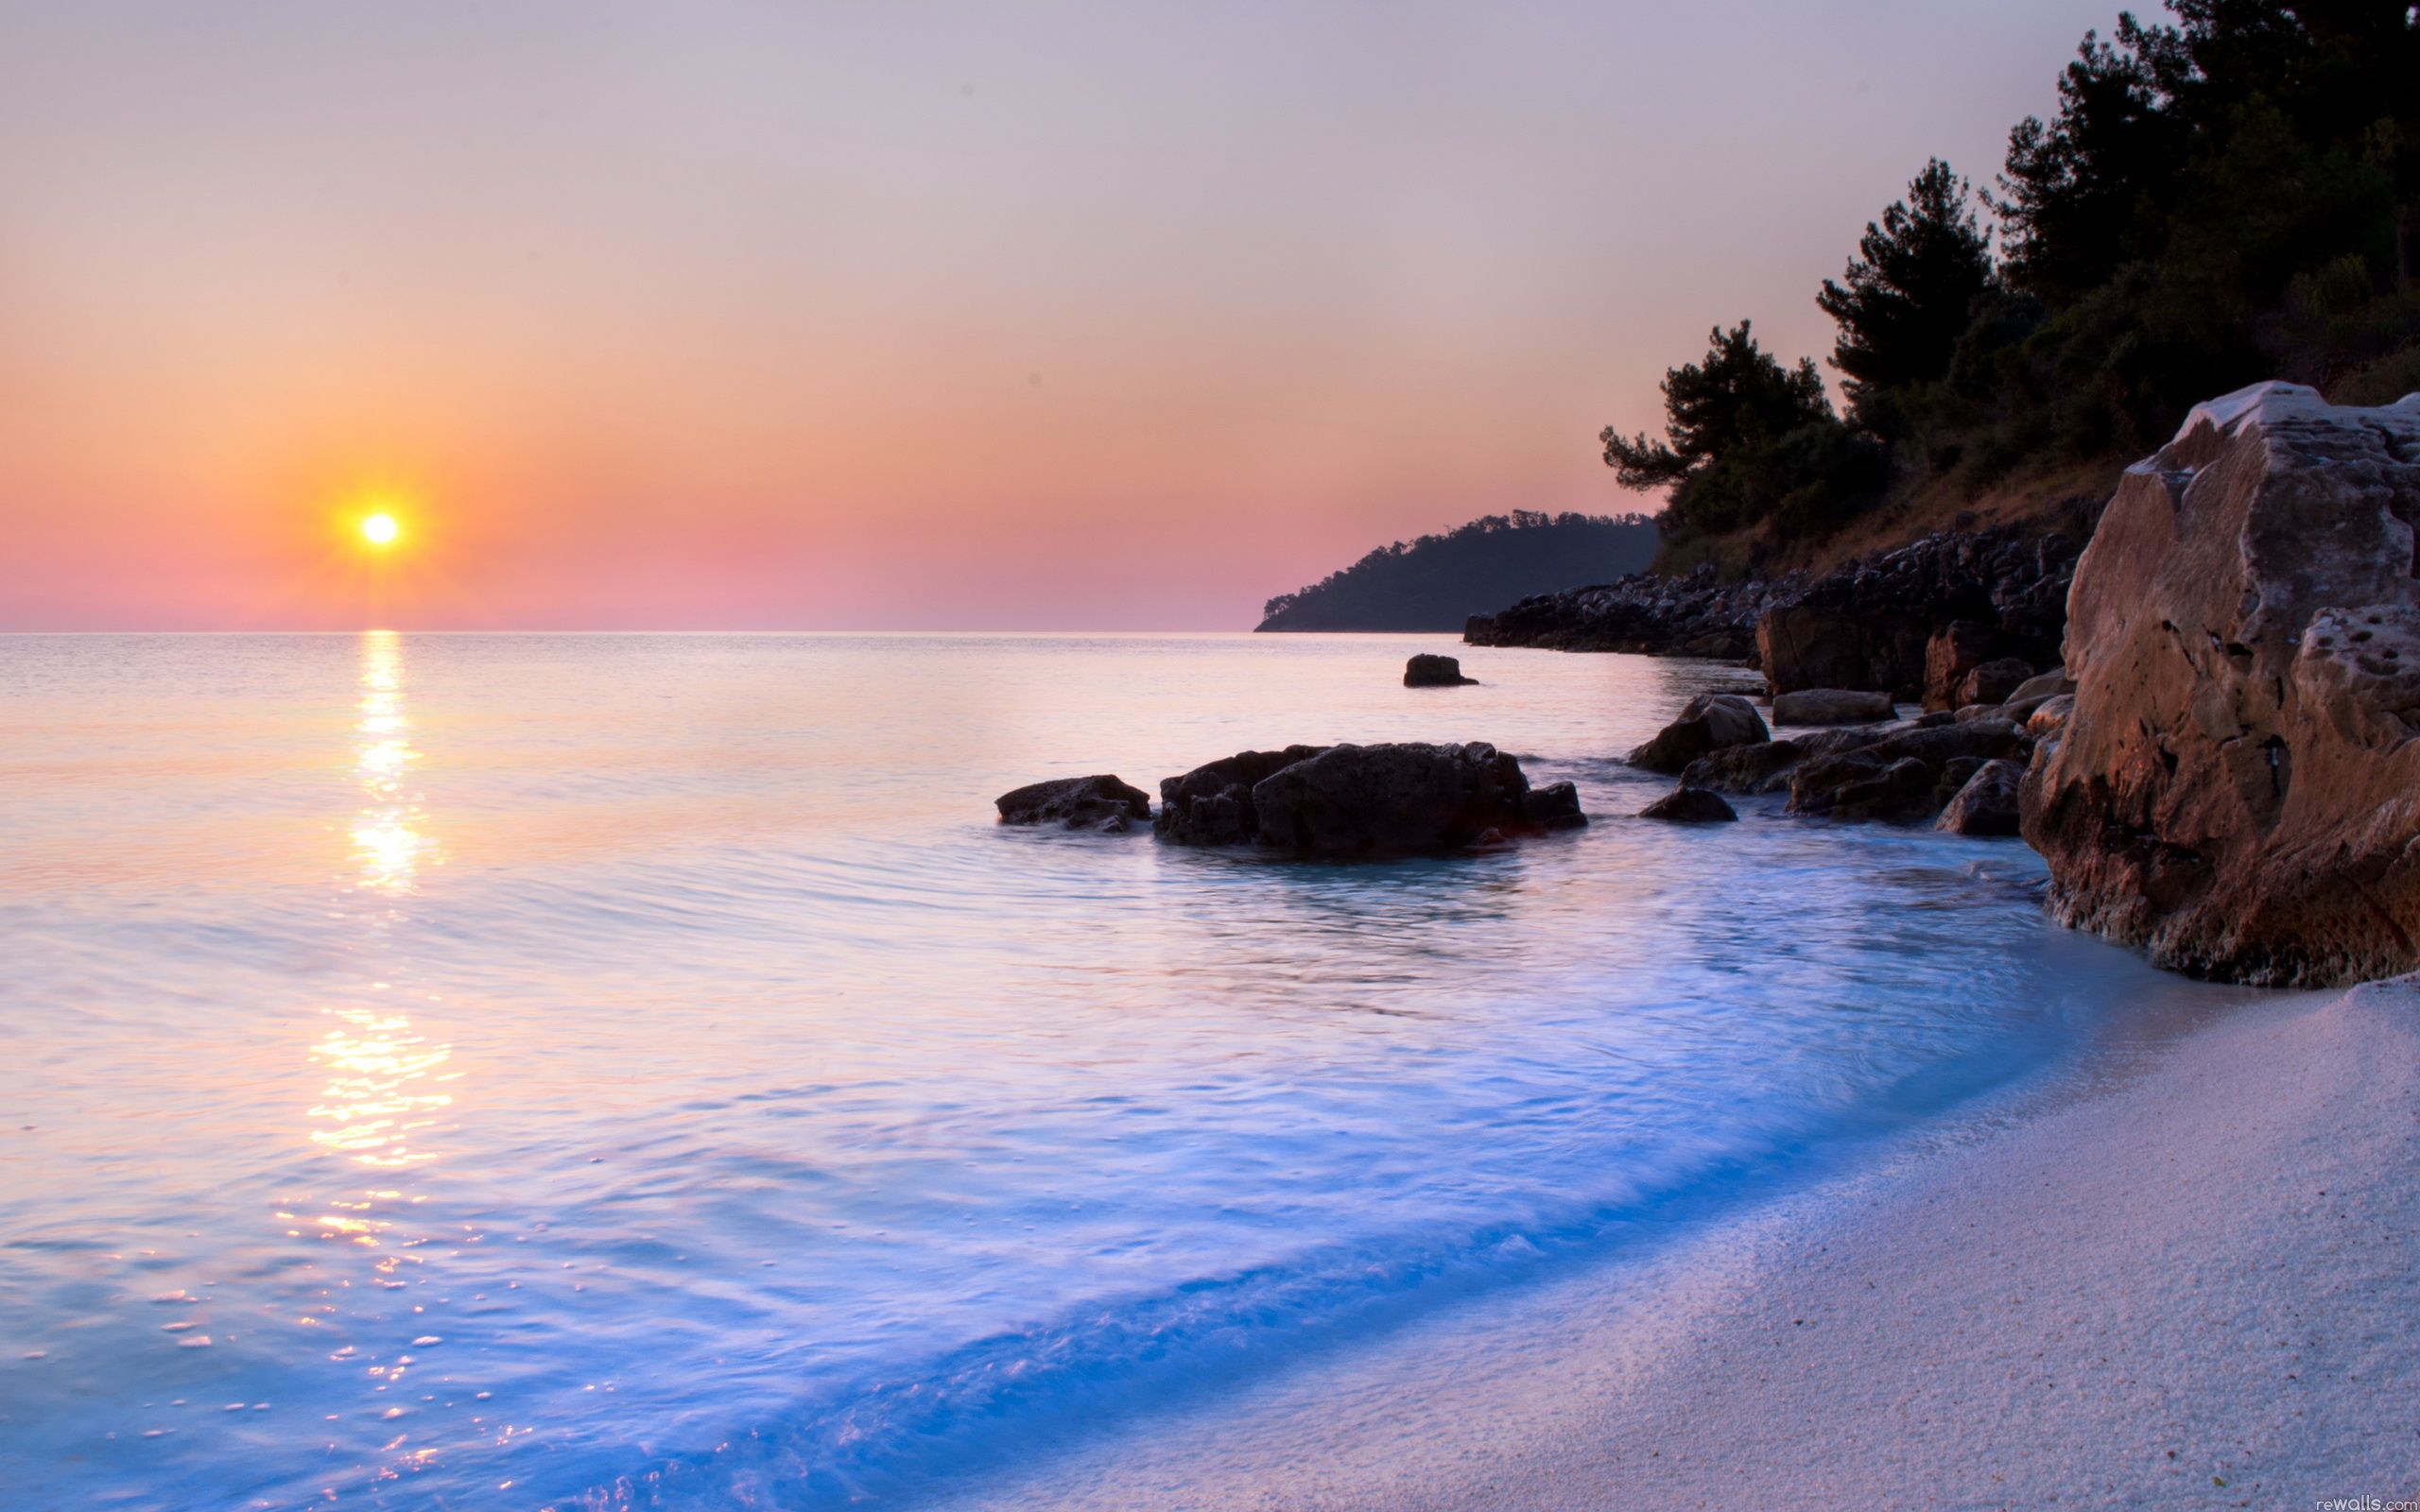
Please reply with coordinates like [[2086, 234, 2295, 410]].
[[1788, 754, 1937, 822], [1770, 688, 1895, 726], [1158, 742, 1580, 853], [1957, 656, 2035, 709], [1627, 693, 1769, 774], [1937, 758, 2024, 836], [1680, 738, 1808, 795], [995, 774, 1152, 831], [1641, 786, 1737, 823], [1156, 746, 1329, 845], [1404, 653, 1478, 687], [2007, 667, 2073, 704], [1756, 603, 1927, 697], [2021, 382, 2420, 984], [1521, 780, 1589, 831], [1923, 621, 2001, 712]]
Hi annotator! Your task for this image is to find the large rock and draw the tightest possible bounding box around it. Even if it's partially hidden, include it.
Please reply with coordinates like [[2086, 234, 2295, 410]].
[[1640, 786, 1737, 823], [1756, 603, 1928, 698], [1627, 693, 1769, 773], [1788, 754, 1936, 821], [2021, 382, 2420, 985], [1159, 742, 1581, 853], [995, 774, 1152, 831], [1936, 758, 2024, 836], [1679, 738, 1808, 794], [1156, 746, 1329, 845], [1771, 688, 1895, 726], [1404, 653, 1477, 687]]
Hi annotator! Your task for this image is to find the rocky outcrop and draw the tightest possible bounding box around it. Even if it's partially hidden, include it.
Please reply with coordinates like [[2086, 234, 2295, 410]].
[[1404, 653, 1478, 687], [1627, 694, 1769, 774], [1760, 527, 2081, 700], [1770, 688, 1895, 726], [995, 775, 1153, 831], [1640, 787, 1737, 823], [1464, 565, 1786, 658], [2021, 382, 2420, 986], [1158, 742, 1584, 854]]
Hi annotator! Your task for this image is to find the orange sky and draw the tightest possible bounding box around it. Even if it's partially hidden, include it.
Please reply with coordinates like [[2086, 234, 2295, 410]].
[[0, 1, 2115, 629]]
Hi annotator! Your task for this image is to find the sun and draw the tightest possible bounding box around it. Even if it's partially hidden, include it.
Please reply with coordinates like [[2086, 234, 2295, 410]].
[[361, 512, 400, 546]]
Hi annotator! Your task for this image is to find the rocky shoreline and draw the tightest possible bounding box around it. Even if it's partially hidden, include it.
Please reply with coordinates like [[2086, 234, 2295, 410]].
[[1464, 521, 2086, 704]]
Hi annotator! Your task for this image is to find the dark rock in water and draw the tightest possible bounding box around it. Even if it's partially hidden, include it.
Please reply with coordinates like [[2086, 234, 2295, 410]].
[[1958, 657, 2034, 709], [1404, 653, 1478, 687], [1641, 786, 1737, 823], [1157, 742, 1579, 853], [2023, 382, 2420, 985], [1789, 753, 1937, 821], [1627, 693, 1769, 774], [1937, 758, 2024, 836], [1770, 688, 1895, 726], [1680, 737, 1807, 795], [1245, 742, 1552, 853], [1156, 746, 1330, 846], [1521, 780, 1588, 831], [995, 774, 1152, 831]]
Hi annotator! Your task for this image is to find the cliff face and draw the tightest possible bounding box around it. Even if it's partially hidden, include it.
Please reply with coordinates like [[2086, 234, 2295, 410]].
[[2021, 382, 2420, 986]]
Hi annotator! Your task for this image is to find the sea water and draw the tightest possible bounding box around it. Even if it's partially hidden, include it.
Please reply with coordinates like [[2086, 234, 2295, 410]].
[[0, 632, 2187, 1509]]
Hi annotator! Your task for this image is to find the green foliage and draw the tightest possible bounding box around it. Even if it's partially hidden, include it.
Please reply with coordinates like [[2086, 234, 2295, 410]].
[[1257, 511, 1659, 631], [1601, 322, 1872, 538], [1817, 159, 1997, 426], [1605, 1, 2420, 558]]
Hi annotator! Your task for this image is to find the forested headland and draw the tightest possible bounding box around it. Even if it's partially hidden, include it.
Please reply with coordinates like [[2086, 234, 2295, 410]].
[[1255, 512, 1657, 631]]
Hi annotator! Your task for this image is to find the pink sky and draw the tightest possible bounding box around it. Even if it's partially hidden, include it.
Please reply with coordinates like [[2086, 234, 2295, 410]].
[[0, 1, 2115, 630]]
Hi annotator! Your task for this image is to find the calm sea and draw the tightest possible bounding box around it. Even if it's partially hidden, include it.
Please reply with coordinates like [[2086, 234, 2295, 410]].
[[1, 632, 2201, 1508]]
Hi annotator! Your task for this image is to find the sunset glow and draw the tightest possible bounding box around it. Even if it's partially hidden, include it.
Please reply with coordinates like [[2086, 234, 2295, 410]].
[[360, 512, 399, 547]]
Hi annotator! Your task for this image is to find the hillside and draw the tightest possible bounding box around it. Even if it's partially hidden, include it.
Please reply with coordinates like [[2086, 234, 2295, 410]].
[[1255, 512, 1658, 632]]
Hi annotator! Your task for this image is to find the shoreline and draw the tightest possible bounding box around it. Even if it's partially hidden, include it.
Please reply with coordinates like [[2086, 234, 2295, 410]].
[[936, 976, 2420, 1510]]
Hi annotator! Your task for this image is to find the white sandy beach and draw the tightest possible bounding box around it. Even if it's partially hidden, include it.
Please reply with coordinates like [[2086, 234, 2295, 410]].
[[942, 978, 2420, 1510]]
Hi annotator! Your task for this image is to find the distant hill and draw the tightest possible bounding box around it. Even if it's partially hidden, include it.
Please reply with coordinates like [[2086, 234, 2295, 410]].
[[1256, 511, 1659, 632]]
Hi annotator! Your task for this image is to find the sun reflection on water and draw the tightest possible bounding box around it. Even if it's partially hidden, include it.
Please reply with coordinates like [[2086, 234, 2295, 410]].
[[290, 632, 469, 1488]]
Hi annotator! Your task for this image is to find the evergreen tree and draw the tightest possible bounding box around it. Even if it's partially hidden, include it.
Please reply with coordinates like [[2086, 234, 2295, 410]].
[[1816, 160, 1997, 423]]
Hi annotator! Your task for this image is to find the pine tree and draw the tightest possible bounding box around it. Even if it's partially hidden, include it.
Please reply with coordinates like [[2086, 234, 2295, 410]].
[[1816, 159, 1996, 422]]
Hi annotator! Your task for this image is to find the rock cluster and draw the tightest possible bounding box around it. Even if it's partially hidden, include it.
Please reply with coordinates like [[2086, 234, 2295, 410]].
[[1755, 526, 2083, 702], [1464, 565, 1789, 659], [1003, 743, 1586, 856], [1465, 525, 2085, 710], [1631, 680, 2050, 833], [2022, 382, 2420, 986], [1156, 742, 1584, 853]]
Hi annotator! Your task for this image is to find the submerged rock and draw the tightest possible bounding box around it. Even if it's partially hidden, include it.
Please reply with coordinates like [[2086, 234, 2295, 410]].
[[995, 774, 1152, 831], [1159, 741, 1580, 853], [1627, 693, 1769, 774], [2022, 381, 2420, 985], [1771, 688, 1895, 726], [1640, 786, 1737, 822], [1403, 653, 1478, 687]]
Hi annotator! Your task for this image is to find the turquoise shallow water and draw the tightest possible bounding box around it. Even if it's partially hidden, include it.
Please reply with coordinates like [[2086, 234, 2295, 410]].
[[1, 632, 2195, 1509]]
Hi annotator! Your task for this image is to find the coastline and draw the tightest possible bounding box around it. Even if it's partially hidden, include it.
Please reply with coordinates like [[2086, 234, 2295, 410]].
[[936, 975, 2420, 1510]]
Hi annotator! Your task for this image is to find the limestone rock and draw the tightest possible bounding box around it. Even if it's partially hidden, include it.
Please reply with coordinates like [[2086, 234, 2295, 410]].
[[2021, 382, 2420, 984], [1627, 693, 1769, 774]]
